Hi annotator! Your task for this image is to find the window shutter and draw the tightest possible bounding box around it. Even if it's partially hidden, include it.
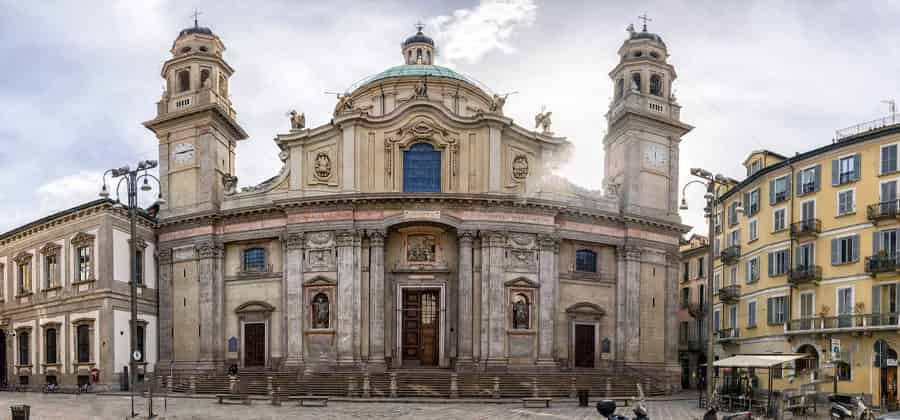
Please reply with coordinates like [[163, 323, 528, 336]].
[[874, 231, 883, 254], [831, 238, 839, 265], [743, 192, 750, 214], [852, 234, 860, 262], [832, 159, 839, 186], [873, 285, 881, 315], [814, 165, 821, 191], [767, 253, 774, 277], [882, 147, 890, 175], [853, 153, 862, 181], [796, 172, 804, 196], [785, 175, 792, 196], [769, 179, 776, 204], [785, 296, 791, 323], [767, 298, 774, 325]]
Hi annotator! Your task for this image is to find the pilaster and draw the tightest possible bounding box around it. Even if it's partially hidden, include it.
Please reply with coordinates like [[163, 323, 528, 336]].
[[664, 252, 680, 365], [484, 231, 507, 368], [157, 248, 174, 364], [623, 246, 642, 361], [456, 230, 475, 368], [196, 241, 223, 362], [284, 233, 305, 367], [537, 234, 559, 366], [335, 230, 360, 365], [367, 230, 386, 370]]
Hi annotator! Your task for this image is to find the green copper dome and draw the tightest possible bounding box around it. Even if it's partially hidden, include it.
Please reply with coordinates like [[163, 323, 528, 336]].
[[349, 64, 490, 93]]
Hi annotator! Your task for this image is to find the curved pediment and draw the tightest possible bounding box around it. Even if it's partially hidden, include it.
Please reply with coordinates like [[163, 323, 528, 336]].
[[303, 276, 336, 287], [566, 302, 606, 316], [235, 300, 275, 314], [504, 277, 540, 288]]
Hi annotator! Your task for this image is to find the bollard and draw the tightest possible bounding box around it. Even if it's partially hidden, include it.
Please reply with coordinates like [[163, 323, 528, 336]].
[[532, 377, 539, 398], [347, 376, 356, 398], [267, 376, 273, 396], [449, 373, 459, 399], [229, 377, 237, 394], [166, 375, 173, 393], [389, 372, 398, 398], [492, 376, 500, 399], [362, 372, 371, 398], [271, 386, 282, 406], [189, 375, 196, 394], [605, 378, 611, 398], [569, 376, 577, 399]]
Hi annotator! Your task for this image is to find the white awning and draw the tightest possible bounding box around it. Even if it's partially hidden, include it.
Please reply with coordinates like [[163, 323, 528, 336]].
[[713, 354, 806, 368]]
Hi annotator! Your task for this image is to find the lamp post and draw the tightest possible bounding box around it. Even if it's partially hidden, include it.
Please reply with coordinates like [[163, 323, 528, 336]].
[[681, 168, 741, 406], [99, 160, 163, 418]]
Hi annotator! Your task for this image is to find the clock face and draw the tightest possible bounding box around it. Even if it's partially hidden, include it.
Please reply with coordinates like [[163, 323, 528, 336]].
[[643, 143, 668, 169], [173, 142, 195, 165]]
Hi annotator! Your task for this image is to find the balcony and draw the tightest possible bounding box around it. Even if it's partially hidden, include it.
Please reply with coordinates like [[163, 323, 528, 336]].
[[799, 182, 816, 195], [688, 302, 707, 318], [721, 245, 741, 265], [867, 200, 900, 222], [865, 254, 899, 275], [788, 265, 822, 286], [718, 285, 740, 303], [790, 219, 821, 238], [717, 327, 739, 342], [785, 313, 900, 335]]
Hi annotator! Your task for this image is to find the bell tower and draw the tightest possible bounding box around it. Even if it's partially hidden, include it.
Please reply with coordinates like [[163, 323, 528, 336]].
[[144, 19, 248, 219], [603, 20, 692, 221]]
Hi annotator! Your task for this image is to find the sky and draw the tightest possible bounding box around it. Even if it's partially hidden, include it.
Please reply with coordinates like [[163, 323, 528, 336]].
[[2, 0, 900, 234]]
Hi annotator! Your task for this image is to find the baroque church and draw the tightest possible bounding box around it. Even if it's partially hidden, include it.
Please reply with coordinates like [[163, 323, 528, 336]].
[[0, 20, 691, 391]]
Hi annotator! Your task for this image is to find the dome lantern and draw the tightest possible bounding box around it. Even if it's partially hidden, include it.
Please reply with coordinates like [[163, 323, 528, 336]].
[[402, 23, 435, 65]]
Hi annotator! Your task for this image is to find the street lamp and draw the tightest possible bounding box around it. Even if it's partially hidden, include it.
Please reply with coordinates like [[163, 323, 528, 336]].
[[99, 160, 163, 418], [681, 167, 739, 407]]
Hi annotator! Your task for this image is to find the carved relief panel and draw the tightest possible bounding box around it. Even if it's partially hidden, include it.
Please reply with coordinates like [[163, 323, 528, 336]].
[[505, 233, 537, 272], [397, 226, 448, 270], [504, 144, 536, 189], [304, 231, 336, 272], [306, 143, 338, 187]]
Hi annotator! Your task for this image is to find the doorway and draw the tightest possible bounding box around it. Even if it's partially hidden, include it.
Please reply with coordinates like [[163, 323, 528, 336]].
[[401, 289, 440, 366], [574, 324, 596, 368], [243, 323, 266, 367]]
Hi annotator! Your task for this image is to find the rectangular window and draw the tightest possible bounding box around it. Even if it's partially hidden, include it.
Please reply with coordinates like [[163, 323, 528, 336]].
[[713, 238, 720, 257], [768, 296, 787, 324], [747, 189, 760, 215], [714, 213, 722, 235], [18, 262, 31, 294], [749, 220, 758, 242], [728, 229, 740, 247], [698, 285, 705, 308], [837, 189, 855, 215], [773, 208, 786, 232], [835, 155, 859, 185], [45, 328, 57, 364], [713, 310, 721, 331], [747, 301, 757, 327], [837, 287, 853, 328], [728, 202, 739, 226], [729, 266, 738, 286], [837, 362, 851, 381], [883, 144, 898, 175], [728, 305, 738, 328], [18, 332, 29, 365], [772, 175, 790, 203], [134, 249, 144, 286], [746, 257, 759, 283], [798, 166, 819, 195], [77, 246, 91, 282], [749, 160, 762, 176], [769, 249, 790, 276], [713, 272, 721, 294], [831, 235, 860, 265], [683, 262, 690, 281], [76, 324, 90, 363], [698, 257, 705, 278], [681, 287, 690, 308], [44, 255, 58, 288], [797, 243, 814, 269]]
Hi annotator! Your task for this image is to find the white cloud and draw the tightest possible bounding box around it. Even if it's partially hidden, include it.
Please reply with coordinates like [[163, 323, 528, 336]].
[[429, 0, 537, 64], [36, 171, 105, 215]]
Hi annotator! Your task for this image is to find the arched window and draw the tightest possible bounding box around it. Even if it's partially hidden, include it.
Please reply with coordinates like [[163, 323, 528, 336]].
[[177, 70, 190, 93], [416, 48, 423, 64], [403, 143, 441, 192], [426, 51, 431, 64], [200, 68, 211, 88], [76, 324, 90, 363], [512, 294, 530, 329], [242, 247, 267, 272], [18, 331, 29, 365], [311, 293, 330, 329], [650, 74, 663, 96], [45, 328, 57, 364], [615, 78, 624, 100], [631, 72, 642, 92], [836, 361, 851, 381], [407, 50, 412, 64], [575, 249, 597, 273]]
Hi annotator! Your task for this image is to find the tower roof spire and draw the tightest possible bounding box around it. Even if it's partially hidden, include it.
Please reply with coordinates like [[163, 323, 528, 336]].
[[637, 13, 652, 32], [192, 9, 203, 28]]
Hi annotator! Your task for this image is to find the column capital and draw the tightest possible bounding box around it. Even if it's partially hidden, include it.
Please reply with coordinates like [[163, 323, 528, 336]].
[[285, 232, 305, 251], [481, 230, 507, 247], [620, 245, 642, 261], [158, 248, 173, 265], [335, 230, 361, 247], [665, 251, 681, 267], [458, 230, 477, 244], [367, 230, 386, 247], [537, 234, 560, 252], [196, 241, 224, 259]]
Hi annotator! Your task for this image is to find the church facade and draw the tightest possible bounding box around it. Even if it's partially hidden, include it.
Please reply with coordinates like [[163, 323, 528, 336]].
[[0, 21, 692, 390]]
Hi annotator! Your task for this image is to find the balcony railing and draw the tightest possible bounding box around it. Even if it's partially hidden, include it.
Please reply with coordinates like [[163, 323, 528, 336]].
[[790, 219, 821, 238], [788, 265, 822, 285], [688, 303, 707, 318], [835, 113, 900, 141], [718, 285, 740, 303], [721, 245, 741, 264], [717, 327, 739, 341], [868, 200, 900, 222], [799, 182, 816, 195], [785, 313, 900, 334], [865, 254, 899, 275]]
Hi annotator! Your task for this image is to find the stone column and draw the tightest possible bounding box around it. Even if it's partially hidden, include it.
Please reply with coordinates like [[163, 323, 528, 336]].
[[537, 235, 559, 366], [614, 246, 627, 362], [335, 230, 359, 365], [484, 232, 507, 367], [213, 243, 225, 361], [457, 231, 475, 367], [624, 247, 642, 361], [664, 252, 680, 365], [157, 248, 174, 364], [284, 233, 305, 367], [368, 230, 386, 370], [196, 241, 222, 363]]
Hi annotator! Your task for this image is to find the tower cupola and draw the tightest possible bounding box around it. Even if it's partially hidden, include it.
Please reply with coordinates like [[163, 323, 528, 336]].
[[402, 24, 435, 65]]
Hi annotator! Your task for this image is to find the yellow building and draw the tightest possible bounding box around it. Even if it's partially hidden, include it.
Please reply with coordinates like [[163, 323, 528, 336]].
[[679, 234, 710, 389], [711, 118, 900, 407]]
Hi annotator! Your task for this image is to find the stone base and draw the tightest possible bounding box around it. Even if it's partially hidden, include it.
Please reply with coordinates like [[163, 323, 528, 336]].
[[367, 359, 387, 373], [484, 358, 508, 371], [535, 358, 558, 368]]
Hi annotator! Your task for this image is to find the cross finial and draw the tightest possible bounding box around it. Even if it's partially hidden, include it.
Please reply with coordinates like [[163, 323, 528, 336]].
[[637, 13, 652, 32], [414, 21, 425, 33], [192, 9, 203, 28]]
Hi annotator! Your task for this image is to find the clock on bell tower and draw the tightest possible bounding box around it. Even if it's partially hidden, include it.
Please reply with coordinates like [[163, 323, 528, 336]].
[[603, 21, 692, 222]]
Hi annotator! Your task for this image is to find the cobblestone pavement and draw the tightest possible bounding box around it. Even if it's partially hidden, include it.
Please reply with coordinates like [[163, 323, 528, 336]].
[[0, 393, 715, 420]]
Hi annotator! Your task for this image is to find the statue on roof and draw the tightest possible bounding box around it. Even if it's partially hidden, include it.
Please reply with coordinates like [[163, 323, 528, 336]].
[[490, 93, 509, 114], [289, 110, 305, 130], [535, 108, 553, 134], [334, 93, 353, 115]]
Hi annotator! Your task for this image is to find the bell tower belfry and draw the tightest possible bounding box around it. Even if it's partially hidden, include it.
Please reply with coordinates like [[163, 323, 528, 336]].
[[603, 21, 692, 221], [144, 19, 248, 219]]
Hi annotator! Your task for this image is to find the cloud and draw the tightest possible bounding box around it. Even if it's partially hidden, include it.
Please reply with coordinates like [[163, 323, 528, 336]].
[[429, 0, 537, 65], [36, 171, 105, 215]]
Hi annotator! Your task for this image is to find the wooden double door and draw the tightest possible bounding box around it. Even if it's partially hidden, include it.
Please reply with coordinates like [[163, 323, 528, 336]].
[[402, 289, 440, 366], [243, 323, 266, 367], [574, 324, 596, 368]]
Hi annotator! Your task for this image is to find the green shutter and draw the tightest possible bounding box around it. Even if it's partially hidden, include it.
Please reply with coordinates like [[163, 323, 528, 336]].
[[853, 154, 862, 181], [785, 175, 792, 196], [831, 238, 839, 265], [769, 179, 776, 204], [767, 253, 774, 276], [796, 172, 804, 196], [874, 231, 883, 255], [852, 234, 860, 262], [832, 159, 839, 186], [814, 165, 821, 191], [873, 285, 881, 315], [767, 298, 774, 325]]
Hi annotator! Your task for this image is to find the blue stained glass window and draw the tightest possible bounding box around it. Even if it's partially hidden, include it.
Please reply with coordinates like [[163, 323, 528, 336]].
[[575, 249, 597, 273], [243, 247, 267, 272], [403, 143, 441, 192]]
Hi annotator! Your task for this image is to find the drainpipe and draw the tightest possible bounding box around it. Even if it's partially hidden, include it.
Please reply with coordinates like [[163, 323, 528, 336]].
[[788, 160, 796, 332]]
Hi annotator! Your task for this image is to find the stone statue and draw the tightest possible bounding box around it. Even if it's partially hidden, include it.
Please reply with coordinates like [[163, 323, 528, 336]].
[[312, 294, 329, 329], [513, 298, 529, 329], [534, 109, 553, 134], [222, 175, 239, 195], [603, 178, 620, 199], [413, 78, 428, 97], [289, 110, 305, 130], [334, 93, 353, 114], [202, 76, 212, 89], [489, 93, 508, 113]]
